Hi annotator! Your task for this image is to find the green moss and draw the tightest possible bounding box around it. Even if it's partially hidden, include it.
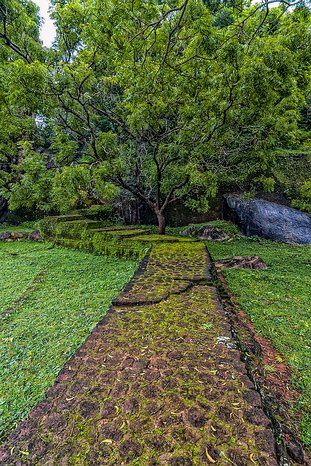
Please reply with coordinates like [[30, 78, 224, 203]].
[[108, 229, 151, 237], [73, 205, 114, 221], [126, 234, 194, 242], [2, 239, 278, 464], [65, 220, 109, 229], [88, 226, 134, 232], [48, 214, 85, 222], [101, 281, 271, 463], [39, 218, 149, 260]]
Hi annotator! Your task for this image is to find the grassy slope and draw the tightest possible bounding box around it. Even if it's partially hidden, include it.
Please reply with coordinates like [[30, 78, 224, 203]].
[[0, 241, 137, 442], [0, 221, 39, 233], [207, 237, 311, 446]]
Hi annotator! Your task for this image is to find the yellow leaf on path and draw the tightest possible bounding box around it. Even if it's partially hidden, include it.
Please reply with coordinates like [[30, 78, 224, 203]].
[[102, 439, 113, 444], [250, 453, 257, 464], [205, 448, 216, 463]]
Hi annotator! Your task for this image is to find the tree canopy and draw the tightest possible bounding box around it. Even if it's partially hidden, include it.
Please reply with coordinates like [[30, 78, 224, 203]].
[[1, 0, 311, 231]]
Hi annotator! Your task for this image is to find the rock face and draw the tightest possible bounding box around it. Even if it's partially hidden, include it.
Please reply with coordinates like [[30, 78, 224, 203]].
[[215, 256, 266, 270], [0, 231, 41, 241], [181, 224, 230, 241], [223, 194, 311, 244], [28, 230, 41, 241]]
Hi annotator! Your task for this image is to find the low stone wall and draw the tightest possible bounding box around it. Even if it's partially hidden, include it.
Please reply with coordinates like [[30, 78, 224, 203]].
[[0, 231, 41, 241]]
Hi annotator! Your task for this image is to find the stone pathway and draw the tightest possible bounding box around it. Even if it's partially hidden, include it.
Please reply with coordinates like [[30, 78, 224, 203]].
[[0, 242, 278, 465]]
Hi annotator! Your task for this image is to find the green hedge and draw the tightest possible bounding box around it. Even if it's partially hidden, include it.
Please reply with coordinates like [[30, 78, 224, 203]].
[[72, 205, 115, 221], [39, 217, 149, 260]]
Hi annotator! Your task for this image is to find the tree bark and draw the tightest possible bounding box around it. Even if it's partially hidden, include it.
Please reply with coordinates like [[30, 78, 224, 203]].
[[155, 209, 166, 235], [0, 197, 8, 222]]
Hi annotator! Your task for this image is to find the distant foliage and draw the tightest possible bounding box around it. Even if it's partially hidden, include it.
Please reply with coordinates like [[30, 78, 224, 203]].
[[292, 179, 311, 213]]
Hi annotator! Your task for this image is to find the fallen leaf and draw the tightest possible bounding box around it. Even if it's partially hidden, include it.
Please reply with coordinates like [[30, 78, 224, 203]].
[[205, 448, 216, 463]]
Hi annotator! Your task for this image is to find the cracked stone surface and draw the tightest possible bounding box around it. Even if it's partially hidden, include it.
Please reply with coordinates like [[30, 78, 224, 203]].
[[0, 242, 278, 465]]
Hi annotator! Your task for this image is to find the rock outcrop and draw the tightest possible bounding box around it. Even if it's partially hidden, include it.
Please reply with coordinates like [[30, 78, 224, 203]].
[[223, 194, 311, 244], [181, 224, 230, 241], [0, 230, 41, 241], [215, 255, 267, 270]]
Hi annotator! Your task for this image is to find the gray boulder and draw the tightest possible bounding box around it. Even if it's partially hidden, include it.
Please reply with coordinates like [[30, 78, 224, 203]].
[[181, 224, 230, 241], [223, 194, 311, 244], [28, 230, 41, 241], [215, 256, 267, 270], [0, 230, 42, 241]]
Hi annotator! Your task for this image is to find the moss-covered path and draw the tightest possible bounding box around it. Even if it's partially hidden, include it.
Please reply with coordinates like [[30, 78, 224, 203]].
[[0, 242, 278, 465]]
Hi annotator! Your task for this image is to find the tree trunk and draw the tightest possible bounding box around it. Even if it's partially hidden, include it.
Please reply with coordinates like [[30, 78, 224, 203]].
[[0, 197, 8, 223], [156, 210, 166, 235]]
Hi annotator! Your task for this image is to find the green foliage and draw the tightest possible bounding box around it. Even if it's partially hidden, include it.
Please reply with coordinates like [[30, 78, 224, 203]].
[[39, 217, 88, 239], [208, 237, 311, 446], [0, 0, 43, 63], [292, 178, 311, 213], [49, 127, 79, 165], [6, 156, 120, 215], [39, 217, 149, 260], [1, 0, 311, 229], [51, 166, 91, 213], [127, 234, 194, 242], [0, 241, 137, 441], [4, 0, 311, 229], [0, 221, 38, 233], [270, 149, 311, 202], [6, 60, 47, 112], [206, 220, 240, 236], [5, 143, 54, 212], [300, 97, 311, 131], [77, 204, 115, 221], [0, 0, 49, 219]]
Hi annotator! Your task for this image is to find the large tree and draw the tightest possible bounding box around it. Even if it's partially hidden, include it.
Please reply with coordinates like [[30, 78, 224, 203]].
[[4, 0, 311, 232], [0, 0, 46, 216]]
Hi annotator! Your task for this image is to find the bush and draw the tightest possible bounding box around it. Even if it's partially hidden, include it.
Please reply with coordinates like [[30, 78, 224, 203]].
[[76, 205, 116, 221], [39, 217, 148, 260], [292, 179, 311, 214]]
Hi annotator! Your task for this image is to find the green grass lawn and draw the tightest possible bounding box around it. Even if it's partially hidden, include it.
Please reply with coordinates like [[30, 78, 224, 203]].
[[207, 237, 311, 447], [0, 241, 137, 442]]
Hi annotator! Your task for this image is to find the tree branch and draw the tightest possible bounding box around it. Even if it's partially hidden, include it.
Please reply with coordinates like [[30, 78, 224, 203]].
[[161, 176, 190, 212]]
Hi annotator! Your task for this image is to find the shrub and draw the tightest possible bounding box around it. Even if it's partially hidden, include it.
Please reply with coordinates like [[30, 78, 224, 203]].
[[39, 217, 148, 260]]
